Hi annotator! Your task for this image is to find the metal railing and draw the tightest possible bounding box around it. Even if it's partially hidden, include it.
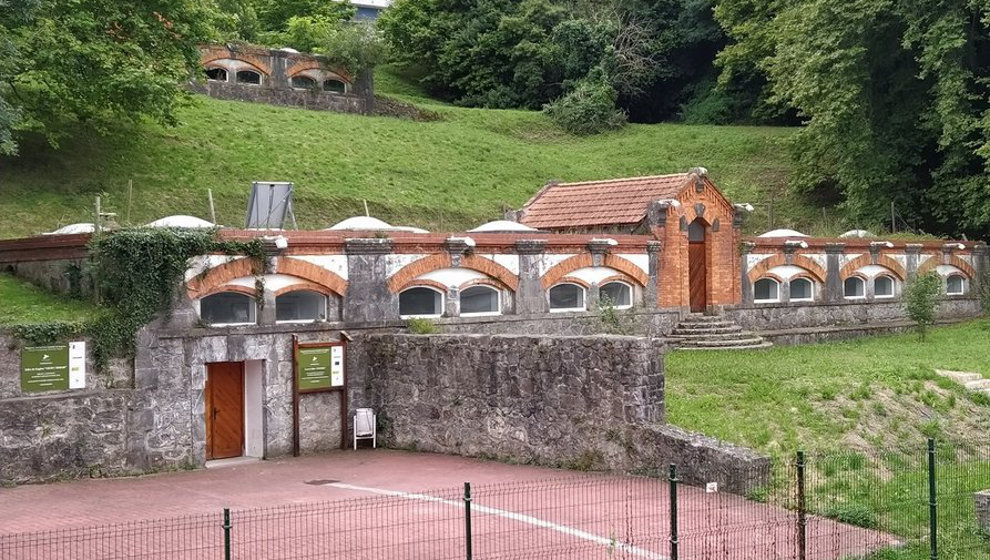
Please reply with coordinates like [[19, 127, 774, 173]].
[[1, 438, 987, 560]]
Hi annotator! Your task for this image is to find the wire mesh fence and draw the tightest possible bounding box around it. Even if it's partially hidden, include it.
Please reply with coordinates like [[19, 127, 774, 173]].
[[1, 438, 987, 560]]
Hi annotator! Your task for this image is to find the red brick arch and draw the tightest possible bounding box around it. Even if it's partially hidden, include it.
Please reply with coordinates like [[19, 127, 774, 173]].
[[388, 254, 519, 293], [276, 258, 348, 296], [186, 258, 256, 299], [747, 254, 826, 284], [553, 276, 591, 289], [200, 284, 257, 298], [917, 254, 975, 278], [541, 253, 648, 289], [840, 254, 906, 280], [396, 279, 449, 294], [273, 281, 337, 297]]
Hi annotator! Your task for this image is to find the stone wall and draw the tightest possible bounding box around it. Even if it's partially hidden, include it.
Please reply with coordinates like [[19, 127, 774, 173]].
[[3, 258, 91, 297], [976, 490, 990, 535], [359, 333, 768, 493], [725, 298, 981, 332], [192, 81, 370, 114]]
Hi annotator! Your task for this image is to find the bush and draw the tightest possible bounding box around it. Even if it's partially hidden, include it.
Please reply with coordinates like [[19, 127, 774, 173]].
[[543, 76, 626, 135], [406, 317, 439, 334], [903, 271, 941, 340]]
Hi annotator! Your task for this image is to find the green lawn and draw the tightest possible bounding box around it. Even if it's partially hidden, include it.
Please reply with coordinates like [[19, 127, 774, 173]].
[[0, 273, 97, 326], [0, 69, 799, 239], [666, 319, 990, 454]]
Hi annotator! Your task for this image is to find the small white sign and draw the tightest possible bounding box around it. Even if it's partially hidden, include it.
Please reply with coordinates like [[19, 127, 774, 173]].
[[68, 341, 86, 389], [330, 345, 344, 387], [705, 482, 719, 494]]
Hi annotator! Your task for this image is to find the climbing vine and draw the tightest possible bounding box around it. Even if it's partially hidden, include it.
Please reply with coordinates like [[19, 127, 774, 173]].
[[82, 228, 265, 368]]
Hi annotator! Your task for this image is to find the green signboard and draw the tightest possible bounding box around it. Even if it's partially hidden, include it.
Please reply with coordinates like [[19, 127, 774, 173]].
[[298, 346, 333, 391], [21, 344, 70, 392]]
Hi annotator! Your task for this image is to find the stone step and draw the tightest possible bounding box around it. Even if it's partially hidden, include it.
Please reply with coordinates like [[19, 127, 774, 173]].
[[680, 314, 730, 322], [671, 326, 743, 336], [679, 337, 767, 348], [672, 322, 738, 331], [934, 370, 983, 384], [670, 331, 756, 341], [965, 379, 990, 391], [678, 342, 774, 351]]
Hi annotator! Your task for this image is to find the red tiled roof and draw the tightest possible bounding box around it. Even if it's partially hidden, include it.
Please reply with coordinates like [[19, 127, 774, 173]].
[[519, 174, 691, 229]]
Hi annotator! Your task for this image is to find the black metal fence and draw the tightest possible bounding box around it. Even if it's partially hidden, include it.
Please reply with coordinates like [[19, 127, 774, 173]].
[[1, 438, 987, 560]]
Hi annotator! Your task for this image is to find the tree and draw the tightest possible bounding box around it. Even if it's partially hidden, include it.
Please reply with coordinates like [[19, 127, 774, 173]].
[[904, 271, 942, 341], [0, 0, 216, 156], [714, 0, 990, 239]]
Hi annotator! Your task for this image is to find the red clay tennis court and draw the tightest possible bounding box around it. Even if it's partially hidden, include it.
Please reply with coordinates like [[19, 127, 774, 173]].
[[0, 451, 899, 559]]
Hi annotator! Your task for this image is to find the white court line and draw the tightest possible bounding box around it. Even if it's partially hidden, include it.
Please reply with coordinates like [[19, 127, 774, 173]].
[[325, 482, 668, 560]]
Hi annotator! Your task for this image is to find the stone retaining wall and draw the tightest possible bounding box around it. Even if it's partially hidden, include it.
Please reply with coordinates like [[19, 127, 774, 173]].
[[360, 333, 768, 493], [976, 490, 990, 534], [725, 298, 981, 331]]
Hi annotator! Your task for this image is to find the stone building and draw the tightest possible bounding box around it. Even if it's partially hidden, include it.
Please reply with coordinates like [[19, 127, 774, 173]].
[[0, 168, 985, 485], [193, 44, 374, 114]]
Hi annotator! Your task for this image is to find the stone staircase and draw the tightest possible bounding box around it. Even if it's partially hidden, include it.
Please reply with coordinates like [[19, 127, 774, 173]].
[[668, 314, 773, 350], [935, 370, 990, 397]]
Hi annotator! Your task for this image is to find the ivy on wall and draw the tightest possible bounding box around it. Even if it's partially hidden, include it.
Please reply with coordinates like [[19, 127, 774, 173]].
[[10, 228, 264, 369]]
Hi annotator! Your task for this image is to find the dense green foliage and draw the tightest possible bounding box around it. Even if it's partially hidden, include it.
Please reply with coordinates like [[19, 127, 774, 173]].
[[543, 74, 627, 134], [0, 0, 215, 156], [716, 0, 990, 238], [0, 92, 796, 239], [903, 271, 943, 340]]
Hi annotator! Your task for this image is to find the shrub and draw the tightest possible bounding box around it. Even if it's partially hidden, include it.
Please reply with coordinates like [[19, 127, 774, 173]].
[[903, 271, 941, 340], [406, 317, 439, 334], [543, 76, 627, 135]]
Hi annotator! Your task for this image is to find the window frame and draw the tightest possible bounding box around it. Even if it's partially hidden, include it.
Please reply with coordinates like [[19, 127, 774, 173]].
[[275, 289, 329, 324], [205, 67, 228, 82], [399, 286, 444, 319], [843, 276, 866, 300], [236, 70, 263, 86], [548, 282, 586, 313], [323, 79, 347, 94], [874, 275, 896, 299], [753, 277, 781, 303], [946, 274, 966, 296], [599, 281, 633, 309], [458, 285, 501, 317], [789, 277, 814, 302], [199, 291, 258, 327], [290, 75, 318, 90]]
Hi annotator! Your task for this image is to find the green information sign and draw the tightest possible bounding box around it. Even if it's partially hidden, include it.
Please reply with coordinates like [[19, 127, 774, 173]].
[[298, 347, 333, 391], [21, 344, 70, 392]]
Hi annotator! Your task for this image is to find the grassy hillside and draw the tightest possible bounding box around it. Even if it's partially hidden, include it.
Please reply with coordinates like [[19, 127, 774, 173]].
[[666, 319, 990, 454], [0, 69, 800, 239], [0, 273, 97, 327]]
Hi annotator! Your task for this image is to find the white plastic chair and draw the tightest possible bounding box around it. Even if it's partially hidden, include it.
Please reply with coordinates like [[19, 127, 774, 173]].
[[353, 408, 376, 450]]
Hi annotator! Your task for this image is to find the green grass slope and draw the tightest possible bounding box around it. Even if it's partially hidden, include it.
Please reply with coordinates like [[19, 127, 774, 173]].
[[0, 273, 97, 327], [666, 319, 990, 454], [0, 70, 797, 239]]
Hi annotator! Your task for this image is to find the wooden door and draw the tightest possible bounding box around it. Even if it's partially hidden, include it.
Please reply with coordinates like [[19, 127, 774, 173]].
[[688, 219, 708, 312], [205, 362, 244, 460]]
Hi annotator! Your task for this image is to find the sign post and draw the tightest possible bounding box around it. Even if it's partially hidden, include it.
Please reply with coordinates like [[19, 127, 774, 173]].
[[292, 339, 348, 456]]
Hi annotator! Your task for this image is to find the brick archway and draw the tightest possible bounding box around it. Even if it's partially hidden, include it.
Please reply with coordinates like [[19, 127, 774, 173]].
[[917, 254, 976, 278], [275, 258, 348, 296], [747, 254, 826, 284], [541, 254, 648, 289], [388, 254, 519, 293], [839, 254, 906, 280]]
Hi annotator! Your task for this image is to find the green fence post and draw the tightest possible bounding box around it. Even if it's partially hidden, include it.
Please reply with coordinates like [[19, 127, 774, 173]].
[[223, 508, 232, 560], [669, 464, 678, 560], [927, 439, 937, 560], [464, 482, 473, 560], [797, 450, 806, 560]]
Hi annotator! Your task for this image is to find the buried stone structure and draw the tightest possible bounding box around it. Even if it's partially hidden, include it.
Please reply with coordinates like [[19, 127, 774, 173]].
[[0, 167, 985, 485]]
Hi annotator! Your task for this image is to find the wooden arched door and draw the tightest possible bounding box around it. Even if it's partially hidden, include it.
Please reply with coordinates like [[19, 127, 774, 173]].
[[688, 219, 708, 312]]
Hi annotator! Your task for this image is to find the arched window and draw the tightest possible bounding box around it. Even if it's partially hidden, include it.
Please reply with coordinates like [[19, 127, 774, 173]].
[[205, 67, 228, 82], [874, 275, 895, 298], [549, 283, 585, 312], [844, 277, 865, 299], [399, 286, 443, 317], [276, 290, 327, 323], [323, 79, 346, 94], [790, 278, 813, 302], [946, 274, 966, 295], [460, 285, 500, 316], [236, 70, 262, 85], [599, 281, 632, 308], [753, 278, 779, 303], [200, 292, 256, 325], [291, 75, 317, 89]]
